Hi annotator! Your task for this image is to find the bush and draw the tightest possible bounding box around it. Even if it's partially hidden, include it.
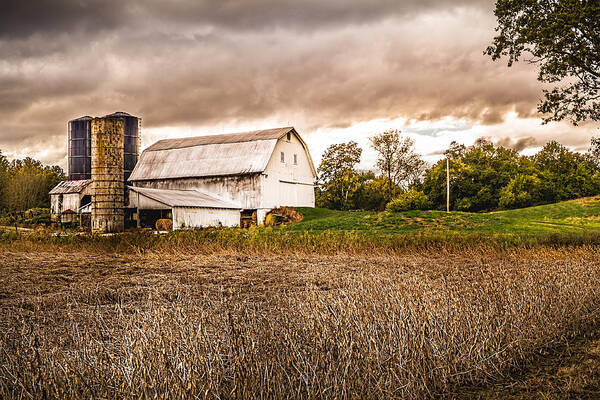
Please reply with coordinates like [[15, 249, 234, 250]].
[[0, 216, 13, 226], [386, 189, 432, 212], [24, 208, 50, 218]]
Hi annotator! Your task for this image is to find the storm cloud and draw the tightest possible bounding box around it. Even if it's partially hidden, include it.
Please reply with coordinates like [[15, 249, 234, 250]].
[[0, 0, 596, 166]]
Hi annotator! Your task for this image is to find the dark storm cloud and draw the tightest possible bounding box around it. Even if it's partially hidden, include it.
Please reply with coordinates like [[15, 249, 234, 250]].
[[1, 0, 489, 39], [0, 0, 591, 166], [0, 0, 127, 39], [496, 136, 539, 152]]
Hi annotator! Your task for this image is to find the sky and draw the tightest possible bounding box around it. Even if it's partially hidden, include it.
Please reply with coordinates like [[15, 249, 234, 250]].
[[1, 0, 598, 171]]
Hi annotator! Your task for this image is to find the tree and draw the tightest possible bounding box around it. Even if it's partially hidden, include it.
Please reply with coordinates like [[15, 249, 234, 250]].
[[0, 150, 8, 210], [353, 172, 392, 211], [423, 139, 525, 211], [534, 140, 600, 201], [486, 0, 600, 124], [369, 129, 426, 200], [589, 136, 600, 167], [3, 157, 64, 214], [317, 142, 362, 210]]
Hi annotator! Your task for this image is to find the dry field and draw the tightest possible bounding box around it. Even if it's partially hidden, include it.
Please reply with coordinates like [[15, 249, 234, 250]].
[[2, 247, 600, 399]]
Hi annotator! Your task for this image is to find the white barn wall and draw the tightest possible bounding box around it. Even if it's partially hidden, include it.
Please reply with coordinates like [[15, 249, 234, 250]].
[[172, 207, 240, 230], [132, 174, 262, 209]]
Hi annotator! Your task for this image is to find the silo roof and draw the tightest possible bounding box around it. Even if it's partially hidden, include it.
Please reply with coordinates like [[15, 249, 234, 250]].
[[128, 127, 316, 181], [128, 186, 241, 209], [69, 116, 93, 122], [103, 111, 136, 118]]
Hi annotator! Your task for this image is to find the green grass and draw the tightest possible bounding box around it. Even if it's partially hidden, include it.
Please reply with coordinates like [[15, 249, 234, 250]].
[[289, 196, 600, 236], [3, 196, 600, 254]]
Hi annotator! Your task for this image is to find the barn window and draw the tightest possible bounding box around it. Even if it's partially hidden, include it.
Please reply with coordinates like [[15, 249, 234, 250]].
[[281, 152, 285, 163], [294, 154, 297, 165], [287, 132, 291, 141]]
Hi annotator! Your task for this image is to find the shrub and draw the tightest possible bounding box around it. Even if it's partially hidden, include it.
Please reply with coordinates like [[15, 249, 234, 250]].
[[386, 189, 432, 212], [24, 207, 50, 218]]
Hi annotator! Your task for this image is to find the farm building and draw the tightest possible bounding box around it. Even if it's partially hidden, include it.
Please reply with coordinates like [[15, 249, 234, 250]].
[[49, 179, 92, 225], [50, 117, 316, 231], [128, 126, 317, 228]]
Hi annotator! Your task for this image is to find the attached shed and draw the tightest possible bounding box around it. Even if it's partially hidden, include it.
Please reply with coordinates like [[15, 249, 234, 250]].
[[49, 179, 93, 224], [128, 186, 241, 230]]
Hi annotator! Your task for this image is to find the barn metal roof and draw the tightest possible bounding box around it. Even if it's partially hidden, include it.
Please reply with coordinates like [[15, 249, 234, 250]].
[[128, 126, 316, 181], [128, 186, 241, 209], [49, 179, 92, 195], [146, 127, 293, 151]]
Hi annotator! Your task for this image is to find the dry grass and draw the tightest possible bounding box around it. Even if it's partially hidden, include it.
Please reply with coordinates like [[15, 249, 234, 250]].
[[2, 248, 600, 399]]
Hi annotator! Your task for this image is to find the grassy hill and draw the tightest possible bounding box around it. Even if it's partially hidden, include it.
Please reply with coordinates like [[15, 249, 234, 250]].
[[289, 196, 600, 236]]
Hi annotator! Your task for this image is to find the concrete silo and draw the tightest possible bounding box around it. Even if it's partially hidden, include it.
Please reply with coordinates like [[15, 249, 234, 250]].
[[91, 116, 125, 233], [103, 112, 141, 182]]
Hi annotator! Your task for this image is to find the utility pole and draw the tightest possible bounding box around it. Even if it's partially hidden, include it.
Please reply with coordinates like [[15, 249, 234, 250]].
[[446, 157, 450, 213]]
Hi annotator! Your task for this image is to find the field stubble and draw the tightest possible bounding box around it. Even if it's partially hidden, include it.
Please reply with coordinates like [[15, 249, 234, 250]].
[[1, 247, 600, 399]]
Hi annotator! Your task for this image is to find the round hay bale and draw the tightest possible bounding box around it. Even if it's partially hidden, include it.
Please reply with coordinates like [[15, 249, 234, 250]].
[[155, 218, 173, 231]]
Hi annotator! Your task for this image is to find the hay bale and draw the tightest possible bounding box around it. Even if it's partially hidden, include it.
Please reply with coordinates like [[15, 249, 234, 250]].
[[265, 207, 303, 226], [265, 214, 277, 227], [155, 218, 173, 231]]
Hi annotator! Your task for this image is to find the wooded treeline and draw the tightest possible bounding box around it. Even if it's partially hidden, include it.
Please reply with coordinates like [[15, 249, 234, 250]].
[[317, 132, 600, 212], [0, 150, 64, 216], [1, 133, 599, 218]]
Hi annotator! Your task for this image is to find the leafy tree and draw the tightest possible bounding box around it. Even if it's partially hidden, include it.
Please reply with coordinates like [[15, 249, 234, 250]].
[[370, 130, 426, 199], [486, 0, 600, 124], [3, 157, 64, 214], [317, 142, 362, 210], [444, 141, 468, 159], [424, 139, 523, 211], [498, 173, 543, 209], [534, 141, 600, 201], [0, 150, 8, 210], [589, 136, 600, 167], [353, 172, 393, 211]]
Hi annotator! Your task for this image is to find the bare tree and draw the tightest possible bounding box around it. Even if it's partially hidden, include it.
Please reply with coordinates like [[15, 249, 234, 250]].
[[369, 130, 426, 199]]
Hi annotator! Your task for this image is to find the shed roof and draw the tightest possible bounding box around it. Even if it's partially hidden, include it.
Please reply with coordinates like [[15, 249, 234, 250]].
[[128, 186, 241, 209], [128, 126, 316, 181], [49, 179, 92, 195]]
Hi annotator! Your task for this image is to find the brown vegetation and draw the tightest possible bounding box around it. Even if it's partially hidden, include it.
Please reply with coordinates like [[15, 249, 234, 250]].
[[155, 218, 173, 231], [2, 247, 600, 399], [265, 207, 303, 226]]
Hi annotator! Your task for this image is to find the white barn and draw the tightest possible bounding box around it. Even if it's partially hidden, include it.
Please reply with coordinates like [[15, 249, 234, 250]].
[[127, 127, 316, 229]]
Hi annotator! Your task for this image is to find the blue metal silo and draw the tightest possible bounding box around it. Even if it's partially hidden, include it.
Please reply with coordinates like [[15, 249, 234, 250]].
[[68, 116, 92, 180]]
